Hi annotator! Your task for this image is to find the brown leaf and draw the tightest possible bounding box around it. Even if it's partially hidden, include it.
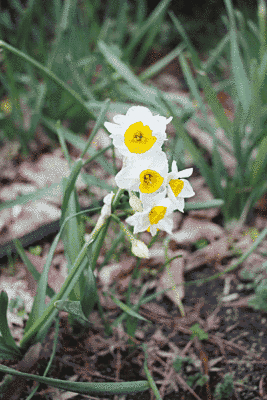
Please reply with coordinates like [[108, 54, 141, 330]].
[[171, 217, 224, 246], [186, 237, 230, 271]]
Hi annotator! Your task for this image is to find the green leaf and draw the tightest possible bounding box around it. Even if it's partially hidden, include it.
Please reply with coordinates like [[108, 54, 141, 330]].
[[0, 364, 150, 395], [0, 337, 20, 360], [110, 294, 149, 322], [54, 300, 88, 323], [190, 323, 208, 341], [124, 0, 172, 61], [250, 135, 267, 186], [14, 239, 55, 300], [169, 11, 232, 135], [0, 291, 21, 355], [139, 43, 186, 82], [98, 40, 158, 108], [224, 0, 252, 115], [80, 262, 98, 319], [143, 343, 162, 400]]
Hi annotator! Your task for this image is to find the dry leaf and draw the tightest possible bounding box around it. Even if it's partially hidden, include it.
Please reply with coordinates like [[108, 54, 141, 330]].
[[171, 217, 224, 245]]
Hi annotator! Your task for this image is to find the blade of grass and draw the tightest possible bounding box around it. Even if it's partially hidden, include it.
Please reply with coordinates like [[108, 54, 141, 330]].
[[139, 42, 186, 82], [14, 239, 55, 299], [224, 0, 252, 116], [110, 293, 149, 322], [136, 0, 146, 25], [0, 338, 20, 360], [169, 11, 232, 136], [202, 32, 230, 73], [135, 6, 165, 67], [28, 0, 74, 139], [15, 0, 36, 48], [0, 364, 150, 395], [0, 40, 97, 119], [157, 90, 219, 197], [0, 291, 21, 355], [143, 344, 162, 400], [81, 98, 111, 157], [124, 0, 171, 61], [98, 40, 155, 103], [179, 52, 207, 116], [116, 0, 129, 49], [258, 0, 267, 61]]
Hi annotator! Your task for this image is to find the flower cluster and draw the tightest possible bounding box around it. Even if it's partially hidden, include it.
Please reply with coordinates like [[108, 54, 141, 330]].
[[104, 106, 195, 237]]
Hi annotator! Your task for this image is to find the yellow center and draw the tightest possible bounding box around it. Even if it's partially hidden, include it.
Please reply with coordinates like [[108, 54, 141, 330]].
[[169, 179, 184, 197], [147, 226, 159, 233], [149, 206, 167, 225], [0, 98, 12, 115], [124, 122, 157, 154], [139, 169, 164, 194]]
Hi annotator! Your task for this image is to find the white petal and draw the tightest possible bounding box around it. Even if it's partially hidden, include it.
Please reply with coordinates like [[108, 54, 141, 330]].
[[126, 212, 150, 234], [104, 122, 122, 135], [158, 214, 173, 235], [171, 160, 178, 173], [113, 114, 126, 124], [178, 180, 195, 198], [150, 224, 158, 236], [115, 167, 138, 190], [126, 106, 152, 119], [174, 197, 185, 213], [176, 167, 193, 179], [140, 189, 166, 210]]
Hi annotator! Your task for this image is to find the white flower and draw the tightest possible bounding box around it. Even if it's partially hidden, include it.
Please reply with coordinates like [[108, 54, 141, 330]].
[[126, 195, 175, 236], [115, 148, 168, 194], [129, 193, 143, 212], [104, 106, 172, 157], [100, 191, 115, 217], [131, 239, 150, 258], [166, 161, 195, 212], [95, 191, 114, 230]]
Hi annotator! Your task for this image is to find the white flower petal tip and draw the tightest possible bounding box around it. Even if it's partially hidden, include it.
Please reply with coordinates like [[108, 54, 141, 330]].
[[131, 239, 150, 258]]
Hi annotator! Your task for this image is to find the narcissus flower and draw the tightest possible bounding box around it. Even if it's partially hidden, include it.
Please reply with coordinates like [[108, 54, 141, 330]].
[[131, 239, 149, 258], [166, 161, 195, 212], [104, 106, 172, 157], [126, 194, 175, 236], [115, 149, 168, 194], [95, 191, 114, 230]]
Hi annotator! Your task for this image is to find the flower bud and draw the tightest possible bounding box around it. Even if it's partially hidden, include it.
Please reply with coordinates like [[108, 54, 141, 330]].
[[131, 239, 149, 258], [129, 194, 143, 212]]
